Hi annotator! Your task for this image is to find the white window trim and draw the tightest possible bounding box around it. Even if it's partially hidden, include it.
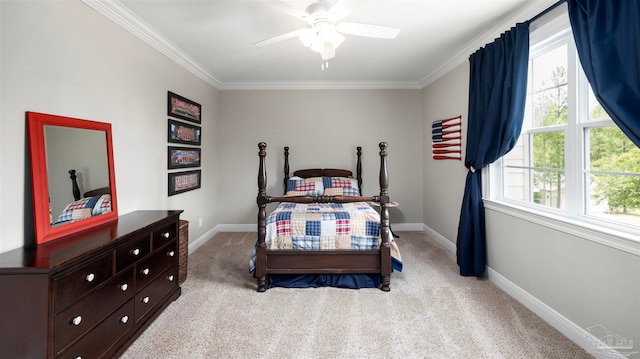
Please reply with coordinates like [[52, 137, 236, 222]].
[[484, 2, 640, 257], [484, 167, 640, 256]]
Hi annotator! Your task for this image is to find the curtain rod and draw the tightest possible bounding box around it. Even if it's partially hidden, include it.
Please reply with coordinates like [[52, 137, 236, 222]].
[[527, 0, 567, 24]]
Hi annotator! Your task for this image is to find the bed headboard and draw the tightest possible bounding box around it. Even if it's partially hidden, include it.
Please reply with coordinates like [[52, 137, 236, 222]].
[[292, 168, 353, 178], [69, 169, 110, 200], [283, 146, 363, 194]]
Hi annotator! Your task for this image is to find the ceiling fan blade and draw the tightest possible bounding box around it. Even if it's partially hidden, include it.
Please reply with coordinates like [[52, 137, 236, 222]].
[[254, 29, 305, 47], [336, 22, 400, 39]]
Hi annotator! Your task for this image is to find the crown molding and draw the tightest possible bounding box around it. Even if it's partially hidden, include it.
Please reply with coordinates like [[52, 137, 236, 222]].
[[217, 81, 423, 91], [418, 0, 558, 88], [84, 0, 557, 91], [81, 0, 420, 90], [82, 0, 223, 89]]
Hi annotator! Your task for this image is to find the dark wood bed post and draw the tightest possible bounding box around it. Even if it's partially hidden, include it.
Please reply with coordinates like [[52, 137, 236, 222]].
[[69, 169, 81, 201], [378, 142, 392, 292], [283, 146, 290, 194], [356, 146, 363, 195], [256, 142, 268, 292]]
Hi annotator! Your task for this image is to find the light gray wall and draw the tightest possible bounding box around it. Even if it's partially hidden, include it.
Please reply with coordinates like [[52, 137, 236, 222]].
[[423, 63, 640, 352], [215, 90, 424, 225], [422, 64, 469, 242], [0, 0, 219, 252]]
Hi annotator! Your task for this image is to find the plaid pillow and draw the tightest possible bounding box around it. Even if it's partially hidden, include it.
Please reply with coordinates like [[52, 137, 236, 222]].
[[323, 177, 360, 196], [324, 187, 360, 196], [285, 177, 324, 196], [54, 194, 111, 224]]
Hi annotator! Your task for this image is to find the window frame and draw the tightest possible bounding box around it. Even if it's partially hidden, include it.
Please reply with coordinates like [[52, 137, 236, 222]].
[[485, 4, 640, 255]]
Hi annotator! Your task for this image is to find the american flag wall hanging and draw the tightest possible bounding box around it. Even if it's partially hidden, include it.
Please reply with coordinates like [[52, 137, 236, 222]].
[[432, 115, 462, 160]]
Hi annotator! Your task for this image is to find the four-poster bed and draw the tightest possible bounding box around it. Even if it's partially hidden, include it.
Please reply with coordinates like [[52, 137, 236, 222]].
[[250, 142, 402, 292]]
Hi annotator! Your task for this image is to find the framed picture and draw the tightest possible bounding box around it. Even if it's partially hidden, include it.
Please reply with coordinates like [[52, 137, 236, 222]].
[[168, 91, 201, 123], [168, 170, 201, 196], [168, 146, 201, 169], [168, 119, 201, 145]]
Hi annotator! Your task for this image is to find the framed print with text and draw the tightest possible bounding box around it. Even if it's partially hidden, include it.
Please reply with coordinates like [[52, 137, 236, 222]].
[[168, 170, 201, 196]]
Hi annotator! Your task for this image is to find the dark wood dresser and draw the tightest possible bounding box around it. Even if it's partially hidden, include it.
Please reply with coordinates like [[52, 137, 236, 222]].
[[0, 210, 183, 358]]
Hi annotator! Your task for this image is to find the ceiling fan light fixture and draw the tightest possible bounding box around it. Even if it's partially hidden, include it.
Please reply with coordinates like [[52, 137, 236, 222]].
[[321, 42, 335, 60], [310, 37, 325, 53], [318, 22, 344, 47], [299, 28, 315, 47], [255, 0, 401, 70], [300, 23, 344, 54]]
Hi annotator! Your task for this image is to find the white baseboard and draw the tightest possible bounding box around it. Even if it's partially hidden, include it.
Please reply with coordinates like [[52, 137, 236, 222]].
[[187, 224, 255, 255], [486, 267, 628, 359], [187, 226, 217, 255], [389, 223, 424, 232], [420, 224, 629, 359], [422, 223, 457, 252]]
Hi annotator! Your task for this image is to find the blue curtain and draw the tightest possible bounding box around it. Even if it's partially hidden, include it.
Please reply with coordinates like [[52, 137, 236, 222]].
[[567, 0, 640, 148], [457, 23, 529, 276]]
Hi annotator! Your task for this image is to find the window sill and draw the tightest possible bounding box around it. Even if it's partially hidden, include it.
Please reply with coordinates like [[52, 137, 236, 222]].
[[483, 199, 640, 256]]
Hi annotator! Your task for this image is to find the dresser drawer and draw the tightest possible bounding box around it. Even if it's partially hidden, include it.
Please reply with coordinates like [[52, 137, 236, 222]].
[[54, 269, 133, 355], [136, 240, 178, 290], [135, 264, 178, 322], [57, 300, 134, 359], [152, 222, 177, 249], [54, 254, 113, 312], [115, 235, 151, 272]]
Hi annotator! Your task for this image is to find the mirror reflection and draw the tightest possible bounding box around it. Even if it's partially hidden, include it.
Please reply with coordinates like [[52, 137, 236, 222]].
[[44, 126, 112, 226]]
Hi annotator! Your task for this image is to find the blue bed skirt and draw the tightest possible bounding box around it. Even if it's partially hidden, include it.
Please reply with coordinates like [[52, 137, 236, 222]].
[[265, 258, 402, 289], [267, 274, 382, 289]]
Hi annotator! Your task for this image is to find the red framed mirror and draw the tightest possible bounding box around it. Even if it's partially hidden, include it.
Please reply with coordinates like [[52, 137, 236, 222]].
[[27, 111, 118, 244]]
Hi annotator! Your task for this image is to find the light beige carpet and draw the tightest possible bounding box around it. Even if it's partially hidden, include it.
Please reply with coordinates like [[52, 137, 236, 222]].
[[120, 231, 593, 358]]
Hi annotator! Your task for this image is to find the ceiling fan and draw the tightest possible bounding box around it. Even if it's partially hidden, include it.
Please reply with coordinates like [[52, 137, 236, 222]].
[[254, 0, 401, 69]]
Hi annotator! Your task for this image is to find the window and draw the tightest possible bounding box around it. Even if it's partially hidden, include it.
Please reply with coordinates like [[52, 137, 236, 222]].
[[491, 7, 640, 236]]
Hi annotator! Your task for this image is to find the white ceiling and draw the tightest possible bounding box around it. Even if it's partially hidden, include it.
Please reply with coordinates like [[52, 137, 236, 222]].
[[84, 0, 555, 89]]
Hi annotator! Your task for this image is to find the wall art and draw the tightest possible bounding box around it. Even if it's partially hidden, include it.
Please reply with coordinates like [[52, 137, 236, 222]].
[[168, 146, 201, 169], [168, 170, 201, 196], [168, 91, 201, 123], [168, 119, 201, 146]]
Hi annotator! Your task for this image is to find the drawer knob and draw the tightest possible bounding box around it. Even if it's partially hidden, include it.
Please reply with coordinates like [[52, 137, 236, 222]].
[[132, 248, 141, 256], [72, 316, 82, 326], [168, 250, 175, 257], [142, 296, 150, 304], [168, 275, 175, 282], [85, 273, 95, 282], [163, 232, 170, 239], [120, 283, 128, 291], [120, 315, 129, 324], [75, 357, 82, 359], [141, 268, 150, 276]]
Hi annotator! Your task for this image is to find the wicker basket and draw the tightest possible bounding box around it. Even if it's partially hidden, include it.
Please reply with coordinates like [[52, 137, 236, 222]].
[[178, 220, 189, 285]]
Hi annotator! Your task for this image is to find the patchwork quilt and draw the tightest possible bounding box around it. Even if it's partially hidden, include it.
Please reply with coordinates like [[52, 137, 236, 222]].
[[249, 202, 402, 273]]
